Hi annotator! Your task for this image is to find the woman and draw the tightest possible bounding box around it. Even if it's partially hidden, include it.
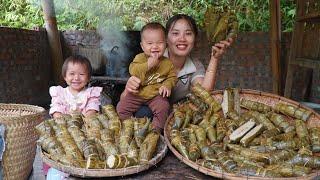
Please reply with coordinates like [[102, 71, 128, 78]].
[[120, 14, 233, 115]]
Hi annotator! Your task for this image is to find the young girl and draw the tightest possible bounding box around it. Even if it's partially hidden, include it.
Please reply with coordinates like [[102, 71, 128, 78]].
[[49, 55, 102, 118], [46, 55, 102, 179]]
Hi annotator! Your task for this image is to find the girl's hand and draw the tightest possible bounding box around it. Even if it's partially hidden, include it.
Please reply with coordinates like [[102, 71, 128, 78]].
[[84, 110, 97, 117], [125, 76, 141, 94], [52, 112, 63, 118], [159, 85, 171, 97], [211, 38, 234, 59]]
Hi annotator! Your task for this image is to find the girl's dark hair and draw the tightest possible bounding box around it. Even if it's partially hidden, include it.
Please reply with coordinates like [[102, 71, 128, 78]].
[[165, 14, 198, 37], [140, 22, 166, 38], [61, 55, 92, 78]]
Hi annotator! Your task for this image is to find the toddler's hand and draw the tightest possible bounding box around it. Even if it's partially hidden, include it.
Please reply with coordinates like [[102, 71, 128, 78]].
[[159, 85, 171, 97], [125, 76, 141, 94], [147, 52, 160, 70]]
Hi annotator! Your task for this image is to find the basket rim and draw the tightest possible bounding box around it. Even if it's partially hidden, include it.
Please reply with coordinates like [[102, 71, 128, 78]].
[[164, 89, 320, 180], [0, 103, 45, 122], [40, 135, 168, 177], [213, 89, 320, 119]]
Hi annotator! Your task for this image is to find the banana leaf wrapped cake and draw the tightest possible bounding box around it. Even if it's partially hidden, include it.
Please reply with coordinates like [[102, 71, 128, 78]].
[[165, 86, 320, 179], [204, 6, 238, 45], [37, 104, 167, 177]]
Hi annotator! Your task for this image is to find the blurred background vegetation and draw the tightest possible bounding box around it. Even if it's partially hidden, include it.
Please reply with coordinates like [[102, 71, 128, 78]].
[[0, 0, 296, 32]]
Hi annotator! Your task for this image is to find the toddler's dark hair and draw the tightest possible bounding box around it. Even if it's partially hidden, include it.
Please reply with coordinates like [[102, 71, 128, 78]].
[[62, 55, 92, 78], [140, 22, 166, 39]]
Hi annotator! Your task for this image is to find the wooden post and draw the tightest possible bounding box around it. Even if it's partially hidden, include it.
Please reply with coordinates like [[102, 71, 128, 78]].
[[41, 0, 64, 84], [284, 0, 305, 98], [270, 0, 281, 95]]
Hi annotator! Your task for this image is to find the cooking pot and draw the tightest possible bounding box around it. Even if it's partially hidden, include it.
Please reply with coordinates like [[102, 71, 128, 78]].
[[105, 31, 141, 78]]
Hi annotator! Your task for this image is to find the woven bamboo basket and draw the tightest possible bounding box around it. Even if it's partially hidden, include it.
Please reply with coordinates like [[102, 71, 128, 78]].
[[164, 89, 320, 180], [0, 103, 45, 180], [40, 135, 168, 178]]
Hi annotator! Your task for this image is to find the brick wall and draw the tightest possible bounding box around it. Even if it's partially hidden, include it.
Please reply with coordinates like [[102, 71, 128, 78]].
[[311, 71, 320, 103], [62, 30, 317, 103], [193, 32, 274, 92], [0, 27, 319, 105], [61, 30, 141, 77], [0, 27, 51, 106]]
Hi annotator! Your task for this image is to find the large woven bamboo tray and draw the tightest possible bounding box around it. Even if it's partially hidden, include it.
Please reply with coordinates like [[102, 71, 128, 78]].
[[40, 135, 167, 178], [164, 89, 320, 180]]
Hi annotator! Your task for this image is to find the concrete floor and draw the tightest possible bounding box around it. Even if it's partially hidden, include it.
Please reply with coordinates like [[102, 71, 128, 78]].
[[29, 111, 49, 180], [29, 146, 45, 180]]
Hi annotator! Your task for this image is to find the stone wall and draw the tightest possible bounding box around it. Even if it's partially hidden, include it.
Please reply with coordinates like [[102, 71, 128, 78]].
[[0, 27, 51, 106]]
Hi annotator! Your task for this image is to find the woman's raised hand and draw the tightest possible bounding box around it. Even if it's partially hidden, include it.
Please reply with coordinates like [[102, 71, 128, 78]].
[[211, 38, 234, 59], [125, 76, 141, 94]]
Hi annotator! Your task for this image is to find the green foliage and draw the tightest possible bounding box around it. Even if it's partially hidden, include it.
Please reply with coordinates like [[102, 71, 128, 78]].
[[234, 0, 271, 31], [0, 0, 44, 29], [280, 0, 296, 32], [0, 0, 296, 32]]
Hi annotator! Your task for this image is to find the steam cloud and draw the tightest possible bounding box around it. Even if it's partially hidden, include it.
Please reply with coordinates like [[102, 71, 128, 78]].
[[31, 0, 133, 77]]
